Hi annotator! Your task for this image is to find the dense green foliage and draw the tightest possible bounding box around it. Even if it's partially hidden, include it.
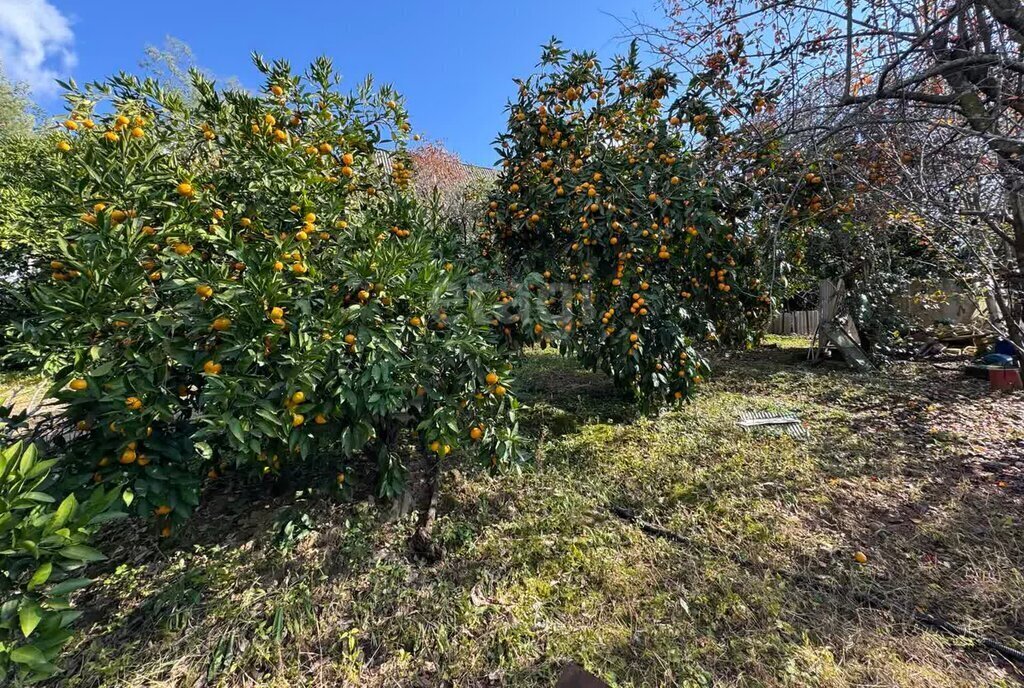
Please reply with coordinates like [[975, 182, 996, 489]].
[[0, 69, 55, 367], [0, 441, 121, 684]]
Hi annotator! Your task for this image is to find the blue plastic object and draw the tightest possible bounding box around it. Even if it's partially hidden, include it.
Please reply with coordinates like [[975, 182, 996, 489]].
[[993, 339, 1018, 357], [979, 353, 1016, 367]]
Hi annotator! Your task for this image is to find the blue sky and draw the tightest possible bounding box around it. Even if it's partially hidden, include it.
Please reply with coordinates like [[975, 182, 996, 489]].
[[1, 0, 660, 166]]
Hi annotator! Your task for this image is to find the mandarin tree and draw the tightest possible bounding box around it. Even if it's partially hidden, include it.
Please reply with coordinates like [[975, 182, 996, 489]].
[[22, 56, 521, 529], [484, 40, 770, 408]]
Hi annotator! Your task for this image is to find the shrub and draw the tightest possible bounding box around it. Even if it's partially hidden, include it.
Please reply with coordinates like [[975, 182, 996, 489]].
[[0, 129, 60, 369], [483, 41, 771, 408], [0, 441, 121, 684], [22, 56, 521, 529]]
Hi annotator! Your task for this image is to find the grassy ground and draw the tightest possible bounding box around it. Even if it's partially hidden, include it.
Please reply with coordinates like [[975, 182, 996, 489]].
[[43, 339, 1024, 686], [0, 370, 47, 412]]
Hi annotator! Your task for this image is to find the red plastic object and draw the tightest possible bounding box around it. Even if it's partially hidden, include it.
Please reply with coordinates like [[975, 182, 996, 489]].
[[989, 368, 1023, 391]]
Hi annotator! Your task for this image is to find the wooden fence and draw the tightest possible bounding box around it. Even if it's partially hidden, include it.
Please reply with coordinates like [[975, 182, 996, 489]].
[[769, 309, 820, 336], [769, 276, 980, 338]]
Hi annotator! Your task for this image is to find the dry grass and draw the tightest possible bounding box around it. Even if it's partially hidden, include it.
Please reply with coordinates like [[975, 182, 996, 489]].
[[41, 340, 1024, 686]]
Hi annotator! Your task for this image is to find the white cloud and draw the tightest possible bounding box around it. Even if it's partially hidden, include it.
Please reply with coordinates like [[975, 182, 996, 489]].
[[0, 0, 75, 96]]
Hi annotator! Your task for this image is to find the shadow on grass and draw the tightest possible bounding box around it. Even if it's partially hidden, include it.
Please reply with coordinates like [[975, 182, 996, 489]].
[[59, 465, 389, 687], [514, 349, 644, 432], [55, 347, 1024, 687]]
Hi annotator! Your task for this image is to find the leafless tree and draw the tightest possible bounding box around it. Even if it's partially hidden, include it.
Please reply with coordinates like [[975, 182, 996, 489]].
[[629, 0, 1024, 348]]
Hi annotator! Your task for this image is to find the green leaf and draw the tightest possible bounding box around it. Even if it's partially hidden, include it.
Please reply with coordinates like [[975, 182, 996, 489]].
[[56, 610, 82, 630], [58, 545, 105, 562], [20, 491, 56, 504], [17, 442, 37, 474], [19, 602, 43, 638], [27, 562, 52, 591], [227, 417, 245, 444], [194, 441, 213, 461], [47, 578, 93, 596], [254, 408, 282, 425], [0, 441, 23, 479], [90, 361, 114, 377], [10, 644, 46, 666], [23, 459, 57, 481], [52, 493, 78, 529]]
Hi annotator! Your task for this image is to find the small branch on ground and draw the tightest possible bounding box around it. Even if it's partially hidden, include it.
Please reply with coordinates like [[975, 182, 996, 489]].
[[608, 505, 688, 544], [915, 612, 1024, 665]]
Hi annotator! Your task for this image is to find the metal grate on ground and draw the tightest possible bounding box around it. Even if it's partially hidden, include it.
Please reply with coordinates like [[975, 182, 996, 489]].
[[737, 410, 809, 439]]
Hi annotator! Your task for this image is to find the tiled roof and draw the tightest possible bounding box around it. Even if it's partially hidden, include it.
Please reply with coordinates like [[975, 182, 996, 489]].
[[374, 149, 496, 178]]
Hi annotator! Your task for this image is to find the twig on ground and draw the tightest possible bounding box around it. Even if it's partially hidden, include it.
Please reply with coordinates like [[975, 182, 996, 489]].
[[608, 505, 688, 544], [915, 612, 1024, 664]]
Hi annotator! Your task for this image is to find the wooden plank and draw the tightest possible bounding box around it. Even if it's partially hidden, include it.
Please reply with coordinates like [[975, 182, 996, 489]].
[[824, 323, 874, 371], [820, 279, 843, 322]]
